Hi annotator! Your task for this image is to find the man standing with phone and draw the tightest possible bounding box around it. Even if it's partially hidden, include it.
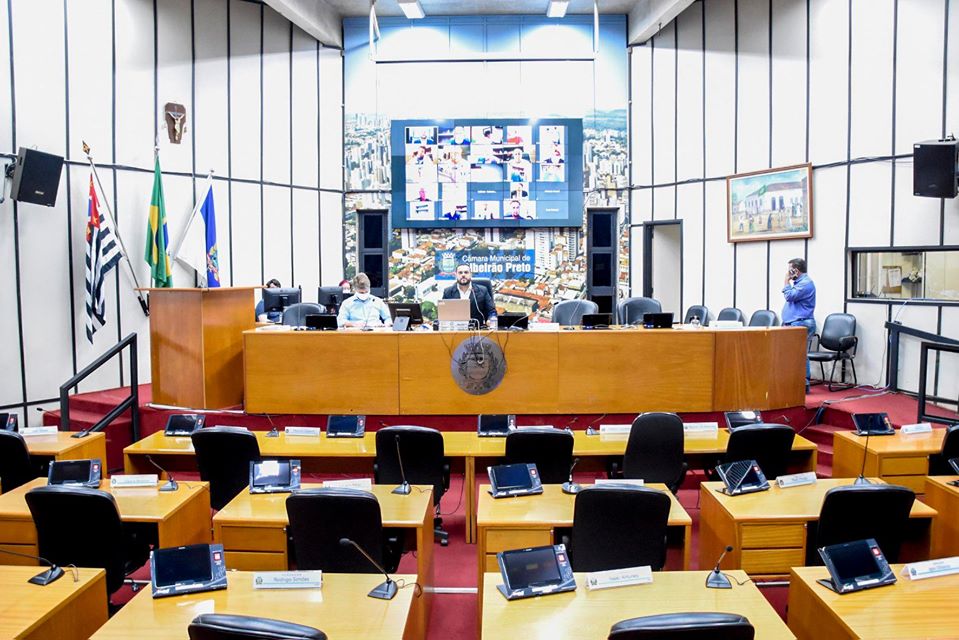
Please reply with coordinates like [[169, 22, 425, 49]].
[[782, 258, 816, 390]]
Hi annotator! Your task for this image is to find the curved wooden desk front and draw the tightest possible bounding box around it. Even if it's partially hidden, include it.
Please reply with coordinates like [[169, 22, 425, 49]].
[[243, 326, 806, 415]]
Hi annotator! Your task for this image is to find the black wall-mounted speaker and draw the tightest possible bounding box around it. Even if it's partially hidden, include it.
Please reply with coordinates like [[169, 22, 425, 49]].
[[913, 139, 958, 199], [357, 209, 389, 299], [10, 147, 64, 207]]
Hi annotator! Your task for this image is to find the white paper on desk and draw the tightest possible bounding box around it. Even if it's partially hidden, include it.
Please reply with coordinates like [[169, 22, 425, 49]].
[[322, 478, 373, 491]]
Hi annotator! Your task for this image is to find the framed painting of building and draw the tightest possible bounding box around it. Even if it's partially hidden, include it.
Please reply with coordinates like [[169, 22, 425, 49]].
[[726, 163, 813, 242]]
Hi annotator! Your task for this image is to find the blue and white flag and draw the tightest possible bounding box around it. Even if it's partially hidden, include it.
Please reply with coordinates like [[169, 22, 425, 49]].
[[173, 176, 220, 287]]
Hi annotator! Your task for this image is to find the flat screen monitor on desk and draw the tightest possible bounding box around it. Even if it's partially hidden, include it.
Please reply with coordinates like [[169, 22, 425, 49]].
[[852, 412, 895, 436], [388, 302, 423, 325], [150, 543, 228, 598], [0, 412, 17, 431], [318, 286, 352, 313], [48, 459, 101, 487], [262, 287, 301, 313], [817, 538, 896, 594], [725, 410, 763, 431]]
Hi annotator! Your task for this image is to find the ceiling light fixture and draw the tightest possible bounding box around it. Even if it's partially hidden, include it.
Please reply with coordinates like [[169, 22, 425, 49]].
[[398, 0, 426, 19], [547, 0, 569, 19]]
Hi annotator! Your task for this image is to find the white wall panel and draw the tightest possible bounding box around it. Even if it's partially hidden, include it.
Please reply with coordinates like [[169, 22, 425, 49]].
[[114, 0, 155, 169], [262, 7, 291, 185], [849, 0, 893, 159], [229, 0, 262, 182], [770, 0, 807, 165], [66, 0, 112, 162], [675, 6, 704, 183], [230, 181, 262, 285], [735, 241, 768, 318], [629, 222, 644, 296], [893, 161, 941, 246], [631, 44, 652, 186], [320, 191, 344, 281], [843, 302, 889, 386], [847, 162, 893, 247], [677, 182, 703, 309], [11, 0, 65, 155], [319, 46, 342, 191], [0, 0, 10, 153], [807, 0, 848, 165], [736, 0, 770, 173], [894, 0, 946, 157], [263, 185, 292, 285], [651, 26, 676, 186], [805, 167, 846, 322], [0, 197, 22, 406], [194, 0, 229, 179], [652, 185, 674, 220], [704, 180, 734, 311], [156, 0, 193, 174], [114, 168, 153, 385], [895, 304, 940, 392], [291, 29, 319, 188], [292, 189, 320, 294], [703, 0, 736, 178]]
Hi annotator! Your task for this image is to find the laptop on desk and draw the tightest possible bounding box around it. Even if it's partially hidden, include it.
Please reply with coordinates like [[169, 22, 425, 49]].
[[438, 298, 471, 331]]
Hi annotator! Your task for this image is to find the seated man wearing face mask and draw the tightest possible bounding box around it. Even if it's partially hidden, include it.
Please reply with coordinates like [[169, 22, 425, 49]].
[[336, 272, 391, 328]]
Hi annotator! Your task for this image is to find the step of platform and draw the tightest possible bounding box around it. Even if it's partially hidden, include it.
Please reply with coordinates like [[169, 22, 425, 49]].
[[43, 408, 135, 472]]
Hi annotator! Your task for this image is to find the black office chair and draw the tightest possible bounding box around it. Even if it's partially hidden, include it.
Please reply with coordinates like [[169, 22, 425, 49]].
[[473, 278, 494, 300], [683, 305, 711, 326], [748, 309, 779, 327], [552, 299, 599, 326], [374, 425, 450, 545], [928, 425, 959, 475], [0, 430, 36, 493], [617, 297, 662, 326], [281, 302, 324, 327], [722, 424, 795, 480], [567, 486, 671, 572], [608, 613, 755, 640], [717, 307, 745, 323], [25, 485, 152, 598], [504, 427, 574, 484], [808, 313, 858, 390], [188, 614, 327, 640], [192, 427, 261, 510], [622, 412, 687, 493], [810, 484, 915, 564], [286, 487, 402, 573]]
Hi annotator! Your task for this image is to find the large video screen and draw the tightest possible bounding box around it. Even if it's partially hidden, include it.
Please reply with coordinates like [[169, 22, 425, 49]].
[[391, 118, 584, 229]]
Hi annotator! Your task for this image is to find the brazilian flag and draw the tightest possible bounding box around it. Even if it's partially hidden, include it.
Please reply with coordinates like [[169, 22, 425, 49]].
[[144, 156, 173, 288]]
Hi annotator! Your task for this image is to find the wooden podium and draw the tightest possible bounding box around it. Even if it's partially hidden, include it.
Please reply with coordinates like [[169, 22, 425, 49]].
[[145, 287, 256, 409]]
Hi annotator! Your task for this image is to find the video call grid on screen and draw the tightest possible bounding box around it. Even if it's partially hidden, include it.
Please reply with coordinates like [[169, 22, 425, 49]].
[[391, 118, 584, 229]]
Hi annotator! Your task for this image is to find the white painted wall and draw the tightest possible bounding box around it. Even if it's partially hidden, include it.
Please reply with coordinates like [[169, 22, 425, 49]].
[[0, 0, 343, 425], [631, 0, 959, 396]]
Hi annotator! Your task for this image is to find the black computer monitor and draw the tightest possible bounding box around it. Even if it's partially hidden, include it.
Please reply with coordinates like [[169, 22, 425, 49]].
[[388, 302, 423, 325], [318, 286, 352, 313], [262, 287, 301, 312]]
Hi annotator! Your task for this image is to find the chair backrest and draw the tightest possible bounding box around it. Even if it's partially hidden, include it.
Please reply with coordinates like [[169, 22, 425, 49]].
[[504, 427, 574, 484], [617, 297, 663, 325], [552, 299, 599, 326], [188, 614, 327, 640], [623, 412, 685, 491], [472, 278, 494, 300], [25, 485, 127, 594], [281, 303, 325, 327], [748, 309, 779, 327], [723, 424, 795, 479], [819, 313, 857, 351], [815, 484, 915, 563], [286, 488, 386, 573], [929, 424, 959, 475], [683, 305, 711, 326], [0, 430, 36, 494], [192, 427, 261, 510], [569, 486, 671, 572], [608, 613, 755, 640], [374, 426, 446, 505], [717, 307, 745, 323]]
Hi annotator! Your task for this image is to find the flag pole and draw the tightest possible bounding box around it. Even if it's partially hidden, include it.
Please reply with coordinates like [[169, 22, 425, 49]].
[[82, 141, 150, 317]]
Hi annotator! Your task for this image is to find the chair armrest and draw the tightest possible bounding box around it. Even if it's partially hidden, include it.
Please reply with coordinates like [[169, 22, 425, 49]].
[[442, 462, 451, 491], [838, 335, 858, 354]]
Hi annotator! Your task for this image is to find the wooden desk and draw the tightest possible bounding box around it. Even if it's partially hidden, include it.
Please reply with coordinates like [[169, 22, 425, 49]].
[[923, 475, 959, 558], [243, 327, 806, 415], [0, 565, 108, 640], [832, 429, 946, 493], [91, 572, 418, 640], [699, 478, 937, 579], [788, 564, 959, 639], [0, 478, 211, 564], [212, 484, 434, 640], [481, 571, 794, 639], [23, 431, 108, 465], [475, 483, 692, 619], [449, 430, 817, 544]]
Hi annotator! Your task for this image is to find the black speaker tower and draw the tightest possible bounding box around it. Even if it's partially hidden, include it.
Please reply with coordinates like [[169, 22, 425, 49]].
[[586, 207, 619, 314], [357, 209, 390, 299]]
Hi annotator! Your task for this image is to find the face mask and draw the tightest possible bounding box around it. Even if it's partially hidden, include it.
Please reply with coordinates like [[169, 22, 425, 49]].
[[356, 292, 370, 301]]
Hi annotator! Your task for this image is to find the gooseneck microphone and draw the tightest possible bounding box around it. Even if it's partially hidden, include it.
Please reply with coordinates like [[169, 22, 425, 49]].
[[145, 454, 179, 492], [854, 426, 873, 485], [0, 548, 71, 585], [705, 545, 734, 589], [391, 435, 411, 495], [561, 458, 582, 495], [339, 537, 398, 600]]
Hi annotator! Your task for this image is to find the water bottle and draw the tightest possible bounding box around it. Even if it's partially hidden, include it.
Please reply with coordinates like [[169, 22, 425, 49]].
[[487, 315, 498, 330], [690, 315, 701, 329]]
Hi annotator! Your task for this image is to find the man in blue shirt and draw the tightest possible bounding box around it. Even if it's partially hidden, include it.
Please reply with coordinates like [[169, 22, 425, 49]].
[[337, 273, 391, 328], [781, 258, 816, 389]]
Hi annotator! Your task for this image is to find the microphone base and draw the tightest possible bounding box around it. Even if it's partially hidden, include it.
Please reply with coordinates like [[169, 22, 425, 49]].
[[70, 431, 91, 439], [705, 570, 732, 589], [266, 429, 279, 438], [368, 579, 398, 600], [585, 427, 598, 436], [561, 481, 582, 495], [29, 566, 64, 586], [853, 476, 872, 485], [392, 482, 412, 495], [159, 479, 178, 492]]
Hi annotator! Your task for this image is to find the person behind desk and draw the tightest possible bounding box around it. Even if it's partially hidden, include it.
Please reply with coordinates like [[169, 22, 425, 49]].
[[781, 257, 817, 390], [255, 278, 282, 322], [337, 273, 391, 328], [442, 263, 496, 327]]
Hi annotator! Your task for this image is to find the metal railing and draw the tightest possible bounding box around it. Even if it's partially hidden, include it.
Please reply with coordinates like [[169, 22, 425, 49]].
[[59, 333, 140, 441], [917, 341, 959, 426], [885, 321, 959, 395]]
